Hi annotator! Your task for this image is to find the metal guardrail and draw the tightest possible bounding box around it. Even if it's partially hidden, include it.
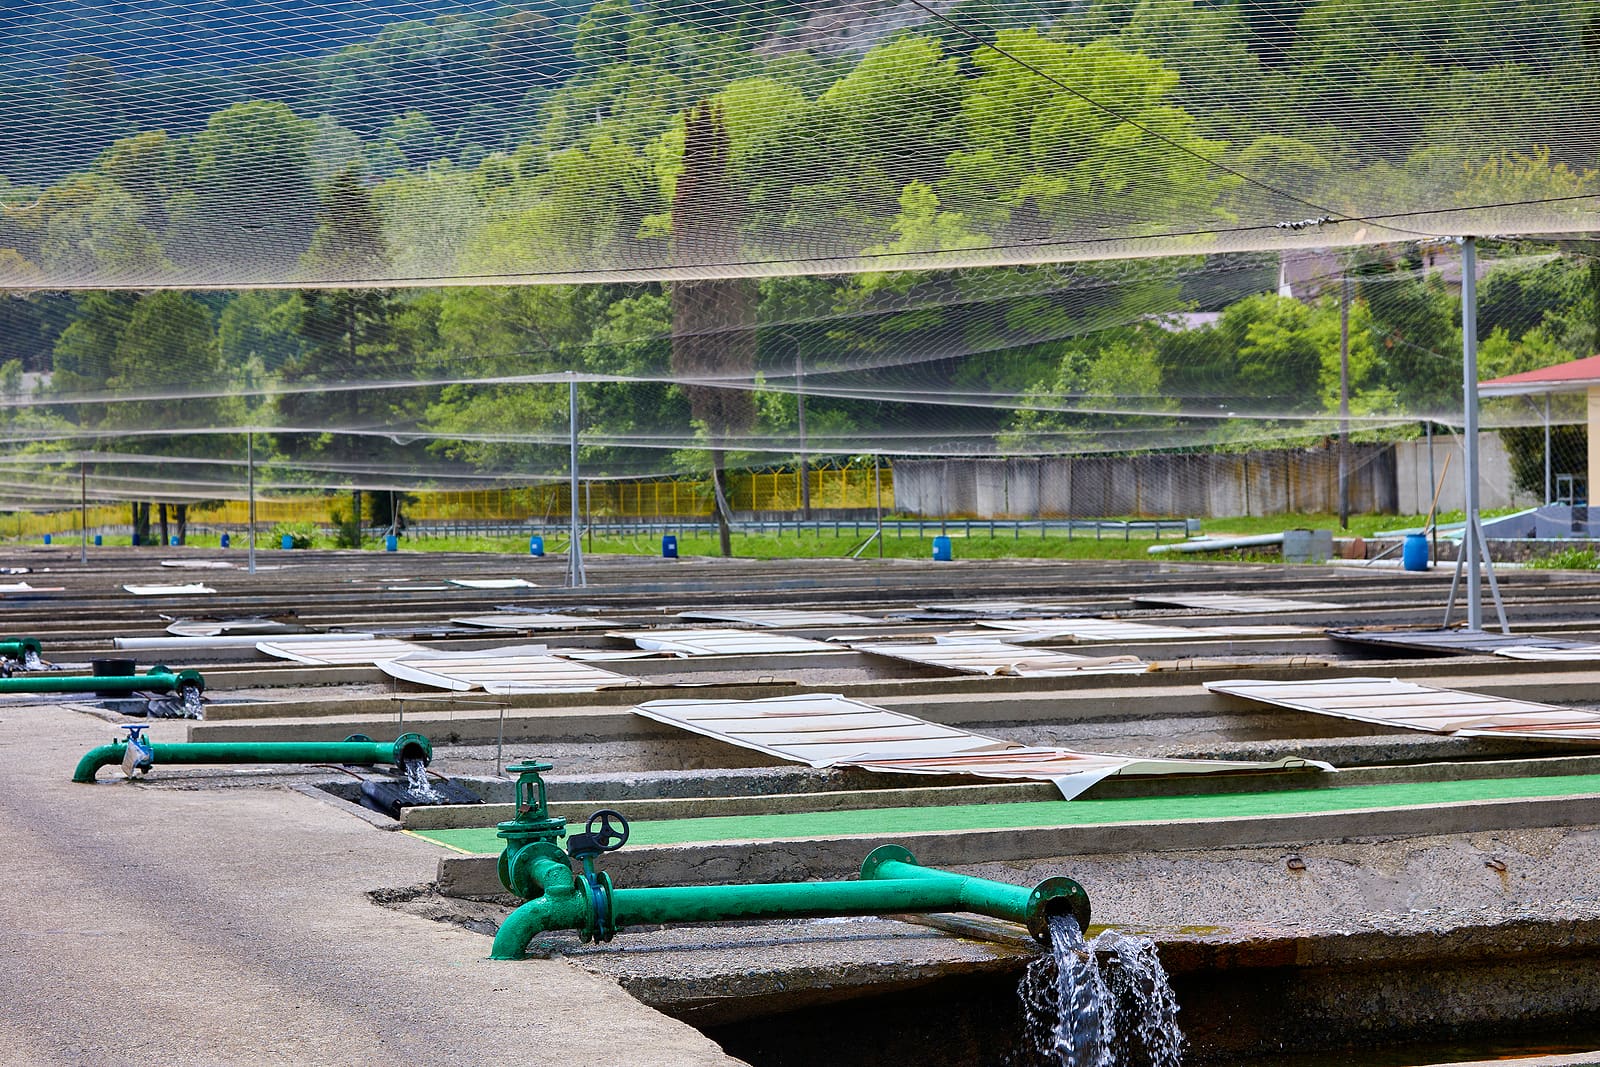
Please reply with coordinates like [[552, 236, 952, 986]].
[[31, 516, 1199, 545], [402, 517, 1199, 541]]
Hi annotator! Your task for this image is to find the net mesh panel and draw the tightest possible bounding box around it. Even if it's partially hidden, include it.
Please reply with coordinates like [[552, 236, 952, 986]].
[[0, 244, 1593, 512], [0, 0, 1597, 288], [0, 1, 1598, 516]]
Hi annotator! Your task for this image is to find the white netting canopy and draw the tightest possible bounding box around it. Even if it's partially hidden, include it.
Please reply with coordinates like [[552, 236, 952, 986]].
[[0, 0, 1595, 513], [1, 0, 1597, 288]]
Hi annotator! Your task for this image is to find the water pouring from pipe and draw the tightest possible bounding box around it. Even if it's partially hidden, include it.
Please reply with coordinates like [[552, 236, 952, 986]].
[[1018, 915, 1184, 1067]]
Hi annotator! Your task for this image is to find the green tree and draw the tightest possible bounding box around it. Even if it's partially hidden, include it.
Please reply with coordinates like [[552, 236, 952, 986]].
[[175, 101, 318, 279], [1355, 253, 1460, 414], [107, 291, 231, 543], [671, 103, 754, 555]]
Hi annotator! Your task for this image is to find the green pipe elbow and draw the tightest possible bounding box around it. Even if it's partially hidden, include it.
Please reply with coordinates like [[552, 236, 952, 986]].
[[0, 637, 42, 660], [491, 897, 559, 959], [72, 743, 125, 783], [0, 667, 205, 696], [490, 860, 593, 959], [72, 733, 435, 782]]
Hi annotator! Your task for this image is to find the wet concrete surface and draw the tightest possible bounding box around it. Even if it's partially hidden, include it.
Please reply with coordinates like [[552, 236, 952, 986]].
[[0, 709, 742, 1066]]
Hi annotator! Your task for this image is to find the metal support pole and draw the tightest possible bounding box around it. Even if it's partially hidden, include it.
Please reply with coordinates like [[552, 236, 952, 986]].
[[1461, 237, 1483, 631], [79, 461, 87, 563], [1338, 273, 1351, 529], [247, 432, 256, 575], [567, 374, 585, 588], [796, 344, 810, 520], [874, 456, 884, 559], [1544, 394, 1553, 504]]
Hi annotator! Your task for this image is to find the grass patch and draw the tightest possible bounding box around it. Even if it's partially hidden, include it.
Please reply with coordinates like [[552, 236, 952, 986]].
[[1527, 547, 1600, 571], [24, 510, 1460, 561]]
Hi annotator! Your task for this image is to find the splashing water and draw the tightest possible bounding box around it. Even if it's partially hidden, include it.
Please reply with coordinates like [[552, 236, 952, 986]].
[[401, 758, 443, 803], [181, 685, 206, 719], [1018, 916, 1184, 1067], [22, 650, 44, 671]]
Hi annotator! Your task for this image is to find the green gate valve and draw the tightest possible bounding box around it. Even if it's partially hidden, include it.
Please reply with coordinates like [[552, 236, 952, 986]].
[[566, 809, 630, 943], [496, 760, 569, 898]]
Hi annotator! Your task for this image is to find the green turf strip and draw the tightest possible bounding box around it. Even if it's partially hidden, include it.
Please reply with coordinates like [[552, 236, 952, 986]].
[[412, 772, 1600, 854]]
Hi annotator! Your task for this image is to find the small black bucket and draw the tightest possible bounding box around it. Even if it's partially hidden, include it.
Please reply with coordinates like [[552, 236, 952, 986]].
[[91, 658, 137, 698]]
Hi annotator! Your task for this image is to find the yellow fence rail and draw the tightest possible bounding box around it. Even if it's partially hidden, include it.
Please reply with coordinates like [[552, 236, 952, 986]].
[[15, 468, 896, 533]]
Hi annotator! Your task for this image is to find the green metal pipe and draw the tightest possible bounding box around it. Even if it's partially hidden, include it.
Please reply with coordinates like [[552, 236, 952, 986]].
[[490, 843, 1089, 960], [72, 732, 432, 783], [0, 666, 203, 696], [0, 637, 42, 660]]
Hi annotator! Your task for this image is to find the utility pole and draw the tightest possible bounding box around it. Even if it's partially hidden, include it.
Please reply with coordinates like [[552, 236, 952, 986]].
[[1544, 394, 1553, 504], [1338, 272, 1351, 529], [79, 460, 87, 564]]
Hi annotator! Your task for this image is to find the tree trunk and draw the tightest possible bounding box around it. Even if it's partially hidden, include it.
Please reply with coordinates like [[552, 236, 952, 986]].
[[352, 488, 362, 548], [135, 502, 151, 545], [175, 503, 188, 545], [158, 502, 169, 547], [710, 447, 732, 558], [129, 502, 138, 543]]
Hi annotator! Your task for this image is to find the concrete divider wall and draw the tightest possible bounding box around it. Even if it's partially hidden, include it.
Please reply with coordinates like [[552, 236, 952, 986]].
[[896, 446, 1398, 518], [895, 434, 1533, 518]]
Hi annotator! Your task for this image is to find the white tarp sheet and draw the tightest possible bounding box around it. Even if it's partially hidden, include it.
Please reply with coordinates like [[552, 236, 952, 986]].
[[451, 612, 610, 631], [609, 628, 839, 656], [1207, 676, 1600, 741], [851, 638, 1147, 676], [635, 693, 1330, 799], [678, 608, 880, 627], [255, 637, 431, 665], [447, 578, 538, 589], [980, 618, 1308, 642], [1129, 593, 1342, 613], [381, 645, 642, 694], [123, 583, 217, 596]]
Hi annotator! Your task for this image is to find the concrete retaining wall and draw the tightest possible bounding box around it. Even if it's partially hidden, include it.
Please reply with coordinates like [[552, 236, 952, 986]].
[[894, 434, 1535, 518], [895, 446, 1399, 519], [1394, 434, 1539, 514]]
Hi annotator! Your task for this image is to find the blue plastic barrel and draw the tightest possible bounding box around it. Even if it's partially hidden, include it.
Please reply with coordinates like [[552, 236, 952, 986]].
[[932, 535, 952, 561], [131, 533, 140, 546], [219, 533, 229, 548], [41, 533, 50, 545], [528, 535, 544, 557], [170, 536, 180, 546], [1402, 533, 1430, 571], [93, 535, 102, 547], [385, 534, 398, 552], [281, 534, 294, 550], [662, 534, 678, 558]]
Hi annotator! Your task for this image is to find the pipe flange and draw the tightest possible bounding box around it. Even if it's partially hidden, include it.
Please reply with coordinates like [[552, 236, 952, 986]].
[[393, 732, 432, 766], [859, 844, 916, 881], [578, 872, 616, 943], [1026, 877, 1092, 942]]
